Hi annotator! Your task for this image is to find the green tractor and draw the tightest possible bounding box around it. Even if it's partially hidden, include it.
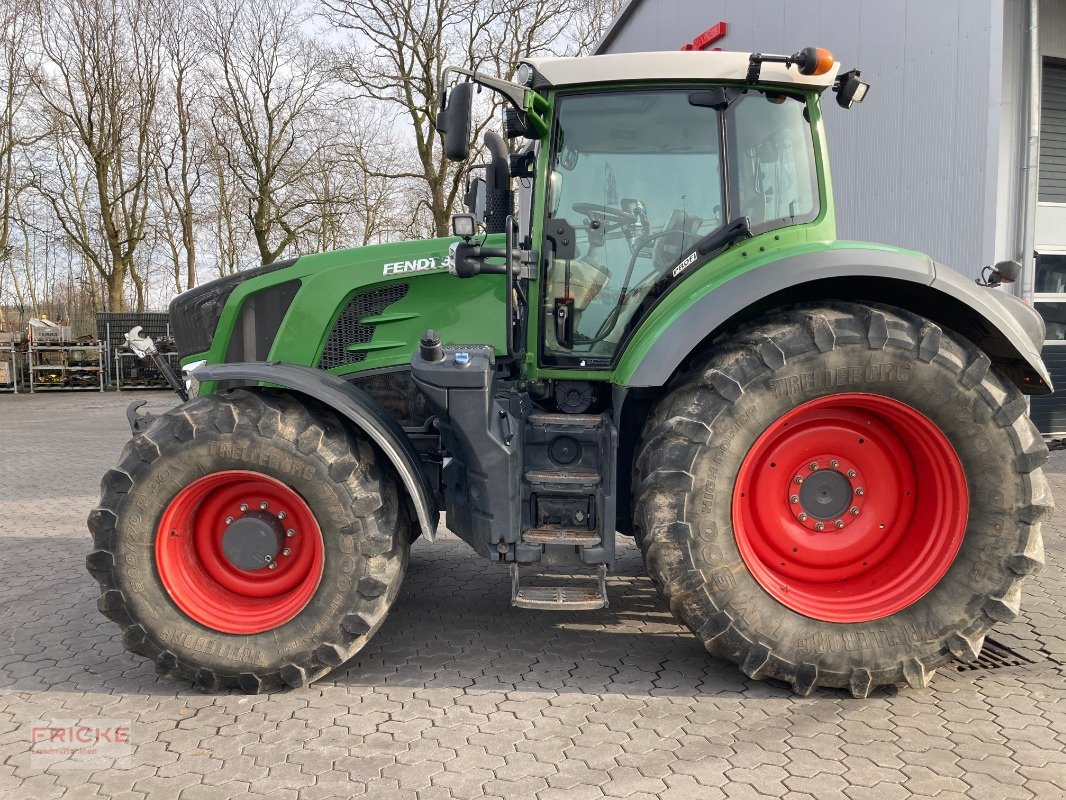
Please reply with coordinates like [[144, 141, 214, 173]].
[[88, 47, 1052, 697]]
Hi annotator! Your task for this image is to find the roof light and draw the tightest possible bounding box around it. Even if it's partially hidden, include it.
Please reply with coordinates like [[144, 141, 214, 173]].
[[792, 47, 835, 76], [745, 46, 835, 83]]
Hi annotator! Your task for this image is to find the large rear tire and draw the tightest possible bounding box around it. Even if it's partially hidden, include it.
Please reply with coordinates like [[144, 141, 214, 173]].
[[633, 303, 1051, 697], [87, 388, 410, 693]]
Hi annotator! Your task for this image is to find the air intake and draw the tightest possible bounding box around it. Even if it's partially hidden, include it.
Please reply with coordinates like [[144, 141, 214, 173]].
[[317, 284, 410, 369]]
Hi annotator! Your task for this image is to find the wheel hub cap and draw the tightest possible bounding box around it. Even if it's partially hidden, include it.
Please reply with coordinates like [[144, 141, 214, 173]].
[[221, 512, 284, 571], [798, 468, 851, 519]]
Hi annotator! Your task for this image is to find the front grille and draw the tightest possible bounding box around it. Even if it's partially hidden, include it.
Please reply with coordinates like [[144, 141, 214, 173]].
[[318, 284, 410, 369]]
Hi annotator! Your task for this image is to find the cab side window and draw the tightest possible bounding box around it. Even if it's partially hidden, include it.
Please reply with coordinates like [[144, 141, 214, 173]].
[[729, 92, 819, 230]]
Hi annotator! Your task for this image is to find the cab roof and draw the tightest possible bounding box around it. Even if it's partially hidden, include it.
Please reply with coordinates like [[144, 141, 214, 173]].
[[523, 50, 840, 90]]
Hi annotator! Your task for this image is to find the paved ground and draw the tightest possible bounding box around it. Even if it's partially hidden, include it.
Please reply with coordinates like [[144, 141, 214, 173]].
[[0, 391, 1063, 800]]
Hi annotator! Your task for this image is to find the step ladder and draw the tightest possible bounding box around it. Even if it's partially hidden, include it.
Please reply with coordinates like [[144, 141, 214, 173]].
[[511, 411, 617, 611]]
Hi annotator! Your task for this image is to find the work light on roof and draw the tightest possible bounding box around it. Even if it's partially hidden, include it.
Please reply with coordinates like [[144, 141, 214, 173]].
[[834, 69, 871, 109]]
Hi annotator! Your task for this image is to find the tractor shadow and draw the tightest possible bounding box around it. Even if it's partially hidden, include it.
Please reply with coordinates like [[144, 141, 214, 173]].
[[329, 533, 848, 700], [0, 531, 865, 700]]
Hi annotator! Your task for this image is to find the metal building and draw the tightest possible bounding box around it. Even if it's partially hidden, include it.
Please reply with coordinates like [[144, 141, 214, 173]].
[[596, 0, 1066, 433]]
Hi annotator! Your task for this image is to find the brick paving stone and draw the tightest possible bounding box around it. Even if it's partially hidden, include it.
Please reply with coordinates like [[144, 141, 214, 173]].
[[0, 390, 1063, 799]]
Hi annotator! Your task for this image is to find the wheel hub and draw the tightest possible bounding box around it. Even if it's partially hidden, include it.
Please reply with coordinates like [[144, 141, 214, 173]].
[[789, 456, 865, 531], [222, 511, 285, 571]]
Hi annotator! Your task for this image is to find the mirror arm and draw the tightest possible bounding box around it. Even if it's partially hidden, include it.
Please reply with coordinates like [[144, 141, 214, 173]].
[[443, 66, 527, 115]]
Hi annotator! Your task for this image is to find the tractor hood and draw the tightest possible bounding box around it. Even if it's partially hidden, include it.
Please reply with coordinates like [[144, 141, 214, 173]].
[[173, 236, 509, 375]]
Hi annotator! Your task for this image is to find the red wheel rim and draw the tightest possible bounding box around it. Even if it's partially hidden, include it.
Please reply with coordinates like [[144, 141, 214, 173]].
[[155, 470, 324, 634], [732, 393, 968, 623]]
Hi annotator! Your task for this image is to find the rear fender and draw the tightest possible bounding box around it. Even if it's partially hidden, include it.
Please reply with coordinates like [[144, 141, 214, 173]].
[[192, 361, 439, 541], [619, 246, 1051, 394]]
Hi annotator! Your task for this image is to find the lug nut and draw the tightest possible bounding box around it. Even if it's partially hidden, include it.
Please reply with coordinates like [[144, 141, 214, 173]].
[[850, 506, 860, 516], [798, 512, 808, 521], [263, 554, 273, 562], [815, 522, 825, 531], [286, 529, 295, 538], [855, 487, 864, 496], [835, 520, 845, 529], [794, 476, 804, 485], [239, 503, 249, 512], [225, 516, 234, 525], [282, 548, 291, 557], [830, 459, 839, 469], [268, 562, 277, 570], [790, 495, 799, 504], [277, 511, 286, 520], [847, 469, 857, 478], [809, 461, 819, 471], [260, 501, 269, 510]]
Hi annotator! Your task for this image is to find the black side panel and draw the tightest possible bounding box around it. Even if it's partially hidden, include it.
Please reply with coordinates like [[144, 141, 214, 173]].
[[410, 347, 525, 558], [170, 257, 298, 358], [318, 284, 410, 369], [225, 280, 301, 363]]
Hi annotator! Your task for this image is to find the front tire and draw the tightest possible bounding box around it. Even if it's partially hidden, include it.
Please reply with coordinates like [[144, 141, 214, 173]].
[[87, 388, 410, 693], [634, 303, 1051, 697]]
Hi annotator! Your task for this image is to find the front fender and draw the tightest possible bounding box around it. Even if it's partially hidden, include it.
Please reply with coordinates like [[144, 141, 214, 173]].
[[192, 362, 439, 540], [619, 245, 1051, 394]]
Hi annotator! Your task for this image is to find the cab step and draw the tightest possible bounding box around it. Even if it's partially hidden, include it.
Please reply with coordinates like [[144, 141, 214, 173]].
[[524, 470, 601, 490], [511, 564, 608, 611], [527, 412, 603, 430], [522, 525, 600, 546]]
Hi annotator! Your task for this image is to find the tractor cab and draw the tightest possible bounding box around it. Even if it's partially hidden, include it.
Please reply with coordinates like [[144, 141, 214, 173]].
[[437, 48, 864, 372]]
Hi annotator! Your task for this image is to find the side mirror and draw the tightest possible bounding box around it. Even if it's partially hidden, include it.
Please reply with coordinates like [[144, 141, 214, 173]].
[[437, 81, 473, 162]]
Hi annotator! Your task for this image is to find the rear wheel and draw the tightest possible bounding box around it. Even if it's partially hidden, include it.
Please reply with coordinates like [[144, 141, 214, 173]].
[[634, 303, 1051, 696], [87, 388, 410, 693]]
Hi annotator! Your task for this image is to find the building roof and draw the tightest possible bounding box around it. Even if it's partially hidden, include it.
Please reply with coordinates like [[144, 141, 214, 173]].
[[523, 50, 840, 90]]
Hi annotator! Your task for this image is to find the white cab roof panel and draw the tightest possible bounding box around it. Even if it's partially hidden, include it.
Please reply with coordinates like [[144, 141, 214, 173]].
[[524, 50, 839, 90]]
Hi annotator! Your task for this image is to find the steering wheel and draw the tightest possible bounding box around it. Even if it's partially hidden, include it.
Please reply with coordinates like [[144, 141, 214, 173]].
[[571, 203, 639, 228]]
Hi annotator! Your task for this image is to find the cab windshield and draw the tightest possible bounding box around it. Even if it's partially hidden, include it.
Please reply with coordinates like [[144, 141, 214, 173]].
[[541, 87, 818, 367]]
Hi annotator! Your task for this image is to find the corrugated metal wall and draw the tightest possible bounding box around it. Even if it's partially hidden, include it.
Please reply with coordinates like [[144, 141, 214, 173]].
[[1040, 61, 1066, 201], [598, 0, 1005, 279]]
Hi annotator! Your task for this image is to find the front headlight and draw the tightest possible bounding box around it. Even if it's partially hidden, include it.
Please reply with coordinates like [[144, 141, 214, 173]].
[[183, 360, 207, 398]]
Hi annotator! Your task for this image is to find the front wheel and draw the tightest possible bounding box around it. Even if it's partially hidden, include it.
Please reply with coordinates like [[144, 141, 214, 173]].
[[634, 303, 1051, 697], [87, 388, 410, 693]]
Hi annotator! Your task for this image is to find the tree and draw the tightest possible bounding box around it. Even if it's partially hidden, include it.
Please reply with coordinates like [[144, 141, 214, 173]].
[[320, 0, 598, 238], [0, 0, 36, 320], [199, 0, 334, 266], [154, 0, 207, 293], [31, 0, 164, 312]]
